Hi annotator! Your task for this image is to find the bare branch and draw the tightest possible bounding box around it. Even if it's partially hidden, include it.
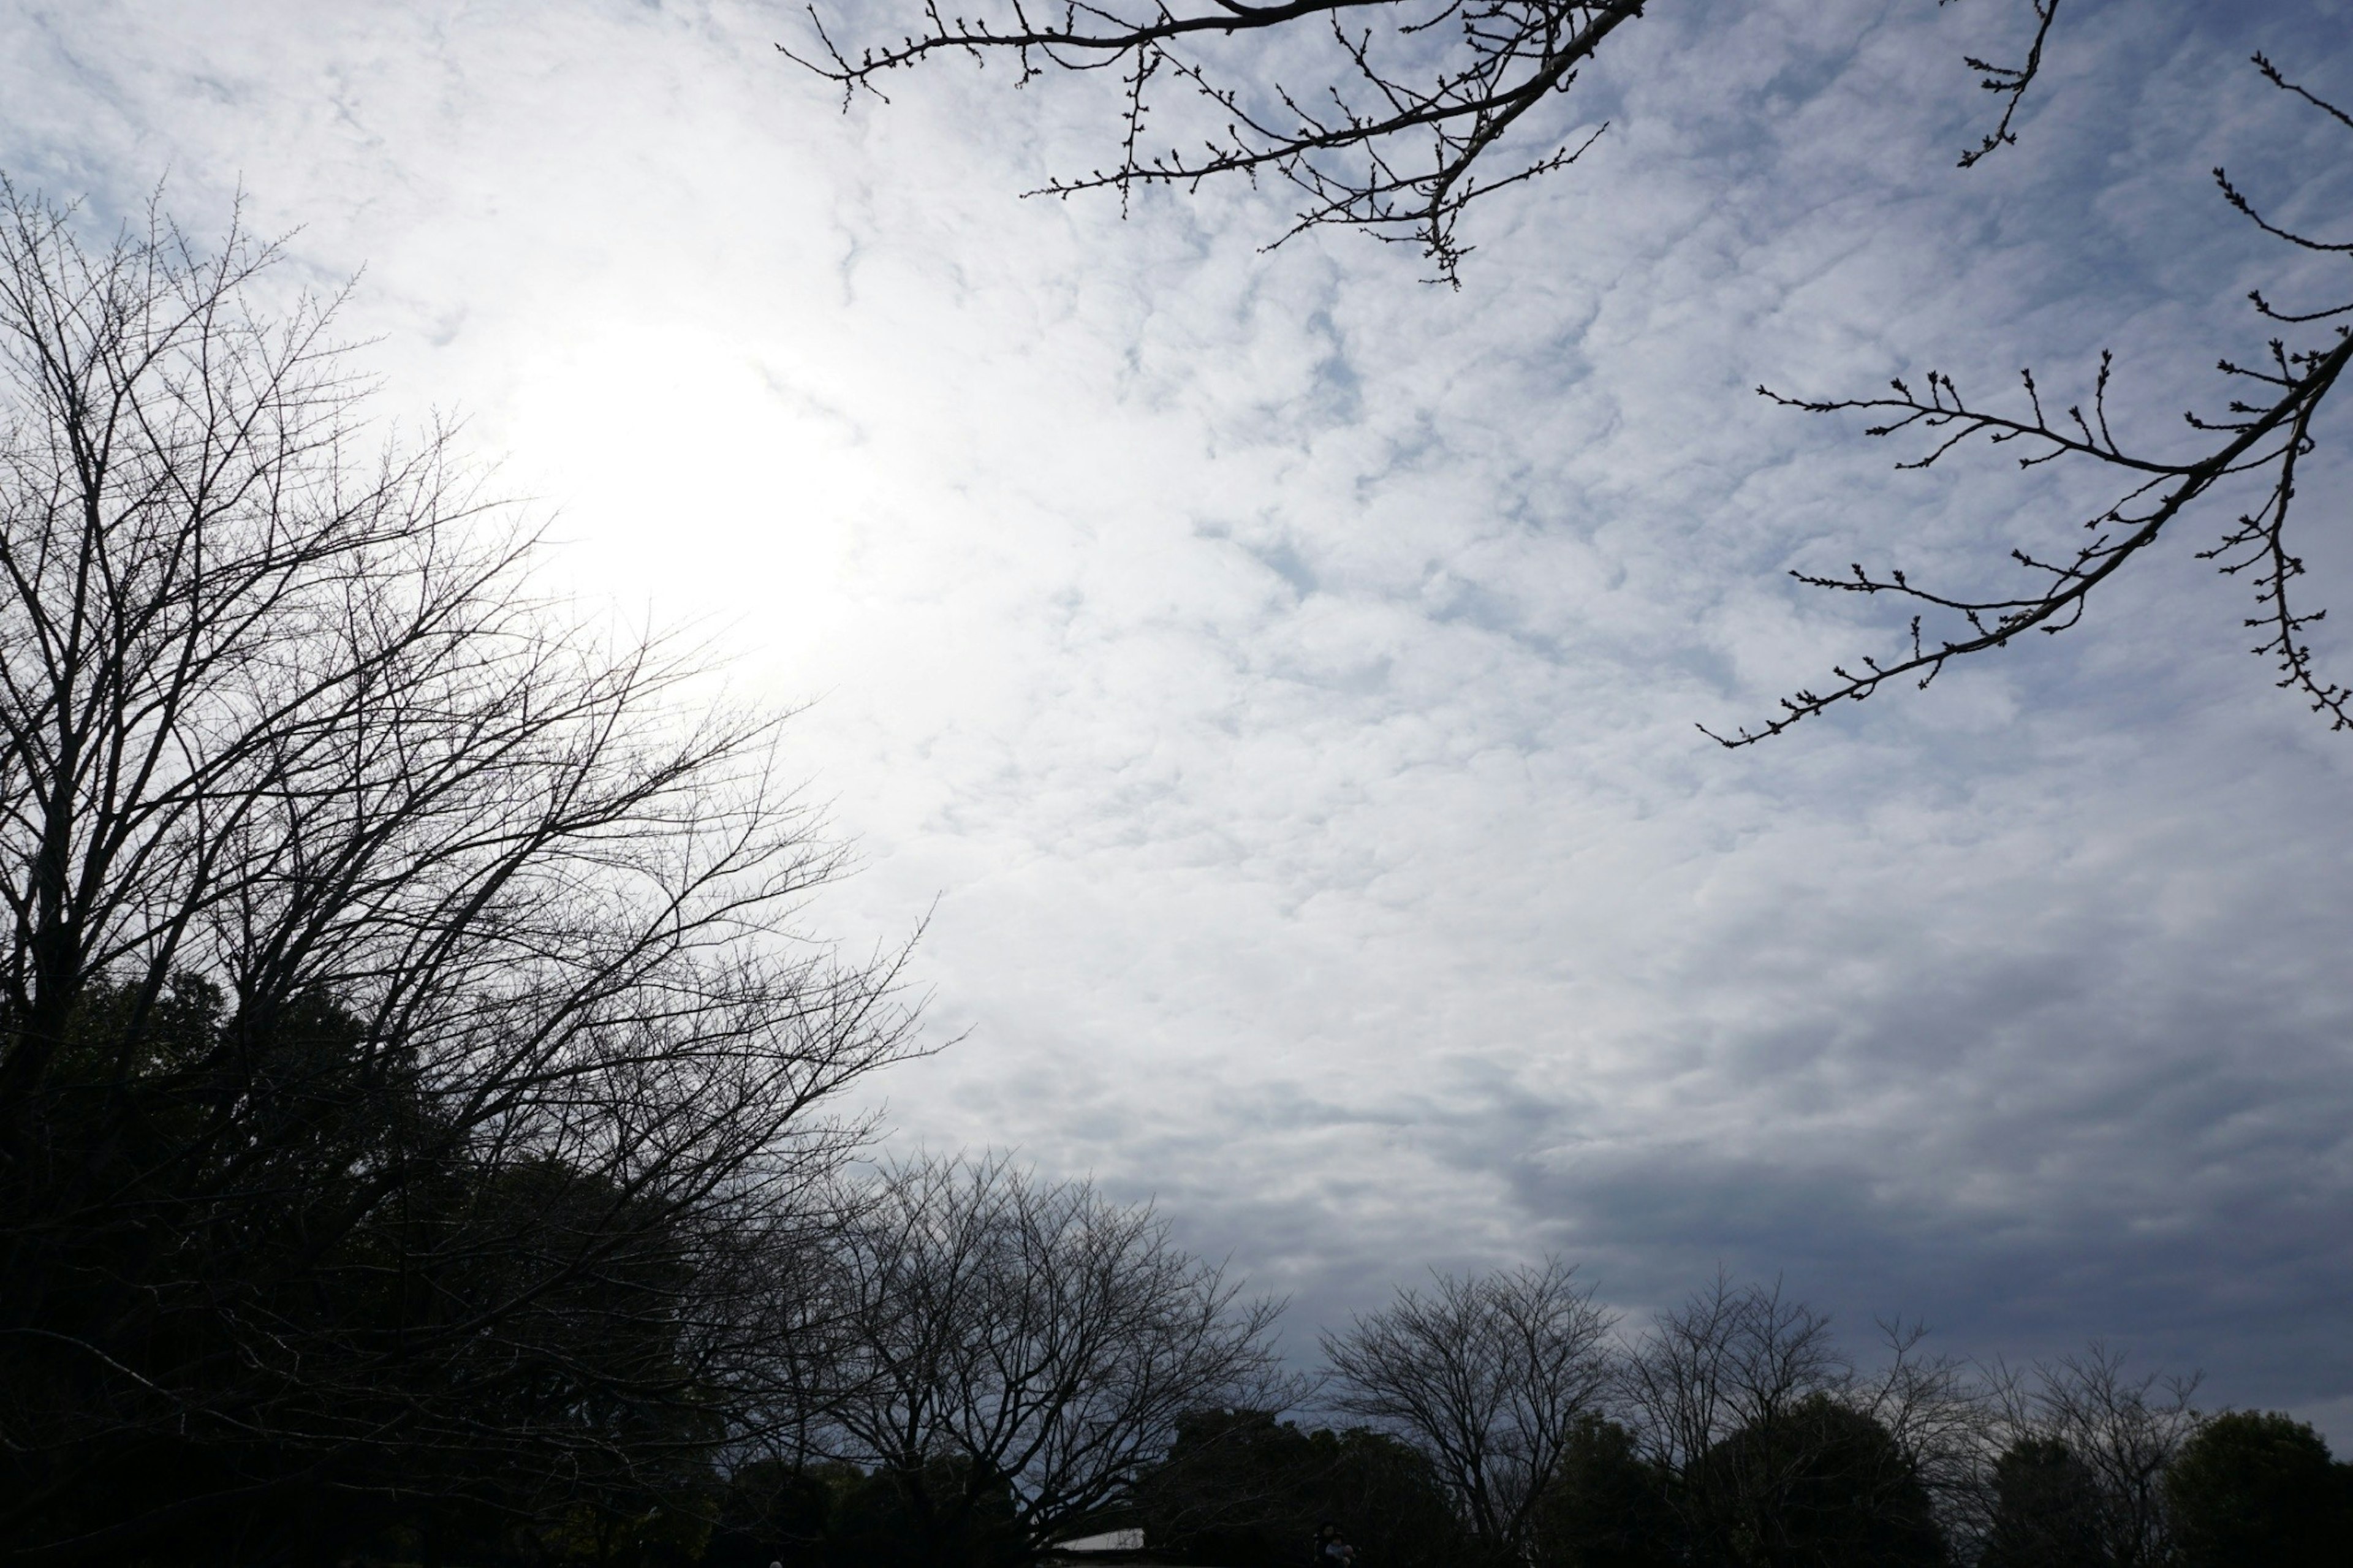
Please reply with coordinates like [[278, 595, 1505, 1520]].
[[1711, 56, 2353, 745], [786, 0, 1645, 282], [1950, 0, 2061, 169]]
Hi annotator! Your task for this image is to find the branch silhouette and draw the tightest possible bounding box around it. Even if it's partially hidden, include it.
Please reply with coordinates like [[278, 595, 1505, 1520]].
[[1708, 57, 2353, 744]]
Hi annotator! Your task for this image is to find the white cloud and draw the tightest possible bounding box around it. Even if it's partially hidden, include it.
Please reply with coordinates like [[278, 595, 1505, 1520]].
[[3, 0, 2349, 1434]]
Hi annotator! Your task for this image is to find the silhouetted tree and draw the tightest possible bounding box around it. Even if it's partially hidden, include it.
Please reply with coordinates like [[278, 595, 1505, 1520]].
[[1984, 1347, 2199, 1568], [1527, 1415, 1680, 1568], [705, 1457, 849, 1568], [1978, 1439, 2104, 1568], [1619, 1275, 1848, 1559], [812, 1156, 1290, 1566], [1618, 1278, 1985, 1567], [1133, 1407, 1468, 1568], [2164, 1410, 2352, 1568], [706, 1456, 1004, 1568], [1320, 1257, 1615, 1563], [0, 181, 920, 1564], [1691, 1393, 1946, 1568]]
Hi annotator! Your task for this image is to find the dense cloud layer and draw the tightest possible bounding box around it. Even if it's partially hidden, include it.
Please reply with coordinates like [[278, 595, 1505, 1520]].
[[6, 0, 2348, 1435]]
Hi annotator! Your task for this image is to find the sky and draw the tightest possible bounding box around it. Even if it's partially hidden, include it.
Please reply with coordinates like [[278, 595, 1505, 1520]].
[[2, 0, 2350, 1437]]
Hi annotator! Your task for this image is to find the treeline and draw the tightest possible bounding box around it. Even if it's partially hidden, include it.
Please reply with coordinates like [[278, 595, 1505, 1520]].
[[0, 184, 2344, 1568], [1120, 1271, 2353, 1568], [708, 1257, 2349, 1568]]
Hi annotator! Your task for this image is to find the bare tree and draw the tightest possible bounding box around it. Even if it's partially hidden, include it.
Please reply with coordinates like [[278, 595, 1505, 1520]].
[[0, 182, 922, 1564], [1618, 1276, 1965, 1566], [812, 1154, 1291, 1564], [1618, 1274, 1846, 1475], [1320, 1256, 1615, 1558], [1984, 1344, 2201, 1568], [1851, 1319, 2005, 1552]]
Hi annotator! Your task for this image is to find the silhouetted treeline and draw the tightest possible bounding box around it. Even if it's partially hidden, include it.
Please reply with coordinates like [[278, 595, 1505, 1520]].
[[687, 1389, 2353, 1568], [700, 1268, 2352, 1568], [1123, 1366, 2352, 1568]]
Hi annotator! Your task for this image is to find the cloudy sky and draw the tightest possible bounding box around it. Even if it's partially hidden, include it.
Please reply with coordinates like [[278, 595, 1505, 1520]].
[[5, 0, 2350, 1435]]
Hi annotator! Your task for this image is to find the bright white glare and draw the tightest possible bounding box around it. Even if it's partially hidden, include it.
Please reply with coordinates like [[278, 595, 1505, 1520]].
[[494, 318, 871, 649]]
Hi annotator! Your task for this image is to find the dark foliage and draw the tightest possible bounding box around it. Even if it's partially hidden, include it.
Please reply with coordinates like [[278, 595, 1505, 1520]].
[[2163, 1411, 2353, 1568], [1689, 1394, 1946, 1568], [1132, 1407, 1471, 1568], [1987, 1346, 2197, 1568], [1979, 1440, 2104, 1568], [8, 972, 731, 1565], [707, 1458, 851, 1568], [1526, 1416, 1680, 1568], [706, 1458, 1025, 1568]]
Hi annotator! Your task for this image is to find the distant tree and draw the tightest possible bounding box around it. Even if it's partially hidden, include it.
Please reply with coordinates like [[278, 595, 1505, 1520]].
[[1618, 1278, 1980, 1567], [1985, 1346, 2200, 1568], [1320, 1257, 1616, 1564], [1132, 1407, 1468, 1568], [705, 1456, 1017, 1568], [1692, 1393, 1947, 1568], [705, 1457, 853, 1568], [1978, 1439, 2105, 1568], [2164, 1410, 2352, 1568], [1131, 1407, 1318, 1565], [794, 2, 2353, 745], [1844, 1321, 1999, 1553], [0, 181, 920, 1564], [1526, 1415, 1680, 1568], [812, 1156, 1290, 1567], [1619, 1274, 1849, 1559]]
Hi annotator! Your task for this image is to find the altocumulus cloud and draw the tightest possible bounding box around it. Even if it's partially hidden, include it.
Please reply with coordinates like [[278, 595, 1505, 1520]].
[[2, 0, 2349, 1435]]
